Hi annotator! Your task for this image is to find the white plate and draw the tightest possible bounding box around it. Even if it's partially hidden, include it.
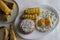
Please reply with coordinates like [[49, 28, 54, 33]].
[[0, 0, 19, 24], [14, 4, 59, 39]]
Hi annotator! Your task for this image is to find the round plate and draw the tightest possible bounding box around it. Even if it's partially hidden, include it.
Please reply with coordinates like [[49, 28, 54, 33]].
[[0, 0, 19, 24], [14, 4, 59, 39]]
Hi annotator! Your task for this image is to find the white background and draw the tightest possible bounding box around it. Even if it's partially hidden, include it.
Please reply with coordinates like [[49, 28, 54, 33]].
[[15, 0, 60, 40]]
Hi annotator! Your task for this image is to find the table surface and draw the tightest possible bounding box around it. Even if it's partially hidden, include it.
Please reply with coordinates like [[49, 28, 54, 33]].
[[15, 0, 60, 40]]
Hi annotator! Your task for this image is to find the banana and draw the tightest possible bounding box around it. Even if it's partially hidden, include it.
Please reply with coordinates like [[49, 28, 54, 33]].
[[3, 27, 9, 40], [9, 25, 16, 40]]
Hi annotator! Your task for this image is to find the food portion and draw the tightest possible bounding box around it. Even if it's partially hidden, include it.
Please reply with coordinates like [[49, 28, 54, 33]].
[[3, 27, 9, 40], [21, 8, 42, 20], [0, 14, 10, 21], [37, 17, 52, 26], [0, 26, 16, 40], [5, 15, 11, 21], [24, 8, 42, 15], [0, 0, 12, 15], [45, 17, 52, 26], [36, 10, 57, 32], [9, 25, 16, 40], [0, 27, 8, 40], [22, 14, 38, 20], [3, 0, 16, 15], [0, 0, 16, 21], [19, 6, 58, 34], [19, 8, 42, 34], [19, 19, 35, 34], [38, 19, 45, 26], [3, 0, 15, 10]]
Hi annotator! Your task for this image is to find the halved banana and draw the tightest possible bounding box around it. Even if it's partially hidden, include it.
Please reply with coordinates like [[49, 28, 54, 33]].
[[9, 25, 16, 40], [3, 27, 9, 40]]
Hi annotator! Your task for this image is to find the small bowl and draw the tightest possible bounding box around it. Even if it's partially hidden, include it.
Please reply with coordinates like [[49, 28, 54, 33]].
[[0, 0, 19, 24]]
